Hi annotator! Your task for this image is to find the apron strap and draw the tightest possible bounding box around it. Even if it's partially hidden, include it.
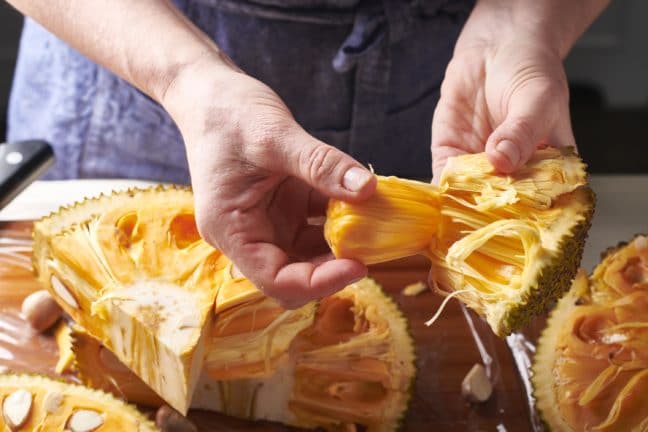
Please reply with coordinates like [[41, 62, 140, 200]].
[[334, 0, 420, 165]]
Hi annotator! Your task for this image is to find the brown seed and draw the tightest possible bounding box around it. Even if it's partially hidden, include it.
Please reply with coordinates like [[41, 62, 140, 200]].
[[21, 290, 63, 332], [155, 405, 197, 432], [461, 363, 493, 403]]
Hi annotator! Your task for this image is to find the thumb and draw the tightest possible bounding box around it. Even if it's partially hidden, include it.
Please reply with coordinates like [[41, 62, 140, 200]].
[[485, 80, 565, 173], [281, 127, 376, 202]]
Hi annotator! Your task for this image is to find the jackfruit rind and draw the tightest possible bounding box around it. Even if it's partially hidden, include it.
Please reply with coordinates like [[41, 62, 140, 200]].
[[32, 187, 220, 414], [325, 147, 594, 337], [533, 236, 648, 432], [0, 373, 158, 431]]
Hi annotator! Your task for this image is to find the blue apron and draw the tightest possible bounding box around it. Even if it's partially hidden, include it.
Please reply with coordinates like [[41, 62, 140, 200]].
[[8, 0, 473, 183]]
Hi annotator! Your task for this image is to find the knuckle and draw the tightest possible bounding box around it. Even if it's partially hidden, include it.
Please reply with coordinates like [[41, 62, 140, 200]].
[[508, 117, 536, 143], [246, 119, 293, 163], [301, 144, 340, 185]]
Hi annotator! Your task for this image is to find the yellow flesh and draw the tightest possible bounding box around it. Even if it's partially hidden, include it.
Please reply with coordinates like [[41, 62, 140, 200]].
[[325, 148, 591, 335], [0, 374, 158, 431], [534, 236, 648, 432]]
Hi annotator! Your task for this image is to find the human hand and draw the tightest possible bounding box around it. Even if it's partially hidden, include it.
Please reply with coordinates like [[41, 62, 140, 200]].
[[431, 2, 577, 179], [163, 60, 376, 308]]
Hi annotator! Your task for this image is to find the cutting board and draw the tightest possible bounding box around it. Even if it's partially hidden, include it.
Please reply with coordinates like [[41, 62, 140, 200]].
[[0, 221, 531, 431]]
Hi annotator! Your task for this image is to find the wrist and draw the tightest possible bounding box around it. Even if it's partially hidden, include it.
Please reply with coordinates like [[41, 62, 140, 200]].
[[159, 52, 244, 133], [462, 0, 610, 60]]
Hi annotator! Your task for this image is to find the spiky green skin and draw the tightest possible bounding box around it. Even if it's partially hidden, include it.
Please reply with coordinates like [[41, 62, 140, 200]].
[[497, 186, 595, 337], [531, 284, 582, 432]]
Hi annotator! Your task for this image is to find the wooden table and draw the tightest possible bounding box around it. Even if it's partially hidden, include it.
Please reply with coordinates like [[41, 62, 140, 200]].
[[0, 220, 532, 431]]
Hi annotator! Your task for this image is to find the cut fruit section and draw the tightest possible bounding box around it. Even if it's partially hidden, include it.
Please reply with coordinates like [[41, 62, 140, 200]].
[[0, 374, 158, 431], [58, 280, 414, 431], [533, 235, 648, 432], [32, 187, 222, 414], [325, 148, 595, 336]]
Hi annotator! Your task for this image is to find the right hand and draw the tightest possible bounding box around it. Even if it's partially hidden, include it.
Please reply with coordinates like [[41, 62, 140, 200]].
[[162, 59, 376, 309]]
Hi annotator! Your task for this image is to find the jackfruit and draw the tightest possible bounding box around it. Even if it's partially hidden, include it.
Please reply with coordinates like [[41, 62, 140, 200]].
[[57, 280, 413, 431], [533, 235, 648, 432], [0, 373, 158, 431], [33, 187, 220, 414], [35, 188, 415, 431], [325, 147, 594, 336]]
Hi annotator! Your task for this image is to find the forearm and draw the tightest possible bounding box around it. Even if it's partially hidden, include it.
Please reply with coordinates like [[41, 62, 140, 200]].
[[461, 0, 610, 58], [6, 0, 238, 103]]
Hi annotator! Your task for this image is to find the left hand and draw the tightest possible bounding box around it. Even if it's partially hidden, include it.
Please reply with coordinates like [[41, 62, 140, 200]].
[[431, 4, 576, 179]]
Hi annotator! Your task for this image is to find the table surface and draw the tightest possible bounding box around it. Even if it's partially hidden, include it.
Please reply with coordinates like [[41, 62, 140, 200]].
[[0, 175, 645, 431]]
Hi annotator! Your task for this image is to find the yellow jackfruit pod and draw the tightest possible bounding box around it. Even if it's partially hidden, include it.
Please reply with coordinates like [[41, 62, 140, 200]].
[[533, 235, 648, 432], [325, 147, 595, 336], [0, 374, 158, 431]]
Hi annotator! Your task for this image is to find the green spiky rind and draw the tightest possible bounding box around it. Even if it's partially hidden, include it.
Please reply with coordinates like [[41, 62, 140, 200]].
[[343, 278, 417, 432], [496, 186, 595, 337], [531, 277, 586, 432], [0, 373, 159, 431]]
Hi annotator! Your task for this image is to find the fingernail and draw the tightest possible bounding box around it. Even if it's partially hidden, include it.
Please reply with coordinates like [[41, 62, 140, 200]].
[[342, 167, 372, 192], [495, 140, 520, 167]]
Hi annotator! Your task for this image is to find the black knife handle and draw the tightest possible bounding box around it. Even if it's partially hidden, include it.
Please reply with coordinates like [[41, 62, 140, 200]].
[[0, 140, 55, 210]]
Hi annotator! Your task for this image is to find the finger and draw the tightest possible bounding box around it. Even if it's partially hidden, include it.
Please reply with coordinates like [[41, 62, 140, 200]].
[[277, 126, 377, 202], [233, 240, 366, 309], [548, 107, 577, 151], [485, 80, 566, 173]]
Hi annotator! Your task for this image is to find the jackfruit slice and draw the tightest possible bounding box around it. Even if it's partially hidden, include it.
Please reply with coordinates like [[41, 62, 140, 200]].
[[58, 280, 414, 431], [0, 374, 158, 431], [290, 279, 415, 432], [533, 235, 648, 432], [32, 187, 222, 414], [325, 147, 594, 336]]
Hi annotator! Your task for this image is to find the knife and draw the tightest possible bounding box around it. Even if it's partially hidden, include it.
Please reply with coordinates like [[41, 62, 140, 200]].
[[0, 140, 55, 210]]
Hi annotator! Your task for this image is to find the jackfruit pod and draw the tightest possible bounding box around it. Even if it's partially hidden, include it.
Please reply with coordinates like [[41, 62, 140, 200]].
[[325, 147, 594, 336]]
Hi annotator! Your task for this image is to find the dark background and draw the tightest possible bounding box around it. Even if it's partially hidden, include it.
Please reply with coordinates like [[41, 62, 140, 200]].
[[1, 2, 647, 174]]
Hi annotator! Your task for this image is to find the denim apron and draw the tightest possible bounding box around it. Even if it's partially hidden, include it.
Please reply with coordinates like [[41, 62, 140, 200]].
[[8, 0, 473, 183]]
